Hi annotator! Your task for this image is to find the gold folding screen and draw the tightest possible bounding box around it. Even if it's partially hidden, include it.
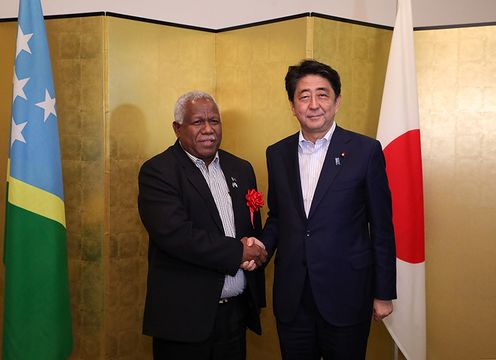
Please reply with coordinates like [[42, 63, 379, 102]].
[[416, 26, 496, 360], [50, 16, 107, 358], [0, 12, 495, 360]]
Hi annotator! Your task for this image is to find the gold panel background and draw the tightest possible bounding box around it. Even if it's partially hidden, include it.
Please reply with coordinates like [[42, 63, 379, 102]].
[[1, 12, 496, 360], [313, 17, 396, 360], [416, 25, 496, 360], [49, 16, 106, 359], [216, 18, 308, 360], [313, 18, 392, 137], [107, 17, 216, 359]]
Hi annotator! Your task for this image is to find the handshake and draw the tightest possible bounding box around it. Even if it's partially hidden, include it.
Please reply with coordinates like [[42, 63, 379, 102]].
[[240, 237, 268, 271]]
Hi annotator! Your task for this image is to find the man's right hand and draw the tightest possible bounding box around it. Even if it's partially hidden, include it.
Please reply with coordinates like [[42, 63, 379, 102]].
[[240, 237, 267, 269]]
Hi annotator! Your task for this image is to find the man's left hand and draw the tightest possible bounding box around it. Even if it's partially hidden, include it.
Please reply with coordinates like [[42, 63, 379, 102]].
[[373, 299, 393, 321]]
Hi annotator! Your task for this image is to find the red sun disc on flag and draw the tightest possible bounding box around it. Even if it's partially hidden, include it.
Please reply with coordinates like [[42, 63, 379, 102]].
[[383, 129, 425, 264]]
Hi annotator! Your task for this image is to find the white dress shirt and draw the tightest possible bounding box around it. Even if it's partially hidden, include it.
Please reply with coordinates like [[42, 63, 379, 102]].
[[298, 122, 336, 217], [184, 150, 246, 298]]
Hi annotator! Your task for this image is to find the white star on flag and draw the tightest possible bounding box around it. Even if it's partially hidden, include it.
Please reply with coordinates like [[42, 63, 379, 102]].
[[10, 117, 27, 147], [16, 25, 33, 57], [36, 89, 57, 121], [13, 71, 30, 102]]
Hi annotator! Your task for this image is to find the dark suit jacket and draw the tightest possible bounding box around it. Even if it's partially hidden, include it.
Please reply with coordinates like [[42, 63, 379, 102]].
[[263, 126, 396, 326], [138, 141, 265, 342]]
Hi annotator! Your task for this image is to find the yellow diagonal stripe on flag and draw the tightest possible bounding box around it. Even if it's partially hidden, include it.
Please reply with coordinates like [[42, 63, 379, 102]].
[[7, 175, 66, 228]]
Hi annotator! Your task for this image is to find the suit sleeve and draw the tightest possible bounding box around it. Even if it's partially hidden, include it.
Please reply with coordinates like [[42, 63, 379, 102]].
[[247, 163, 263, 238], [138, 159, 242, 276], [243, 162, 267, 310], [261, 146, 279, 259], [366, 141, 397, 300]]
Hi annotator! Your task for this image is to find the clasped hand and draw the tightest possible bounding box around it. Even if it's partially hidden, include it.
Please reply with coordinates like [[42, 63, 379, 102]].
[[240, 237, 267, 271]]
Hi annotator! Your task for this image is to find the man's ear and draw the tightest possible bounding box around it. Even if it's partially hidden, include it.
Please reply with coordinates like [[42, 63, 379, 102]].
[[172, 121, 180, 136], [289, 101, 296, 116], [334, 95, 342, 114]]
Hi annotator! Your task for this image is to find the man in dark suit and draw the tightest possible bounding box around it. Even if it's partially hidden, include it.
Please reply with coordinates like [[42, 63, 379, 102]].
[[262, 59, 397, 359], [138, 91, 267, 360]]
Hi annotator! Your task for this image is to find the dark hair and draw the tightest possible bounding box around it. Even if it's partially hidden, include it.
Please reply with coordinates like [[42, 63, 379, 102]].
[[285, 59, 341, 102]]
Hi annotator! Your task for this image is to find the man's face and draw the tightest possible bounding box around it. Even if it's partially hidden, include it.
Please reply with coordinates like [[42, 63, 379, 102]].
[[173, 98, 222, 164], [290, 74, 341, 142]]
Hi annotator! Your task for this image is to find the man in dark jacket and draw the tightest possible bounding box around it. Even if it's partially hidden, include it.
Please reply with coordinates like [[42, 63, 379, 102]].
[[138, 91, 266, 360], [263, 60, 397, 359]]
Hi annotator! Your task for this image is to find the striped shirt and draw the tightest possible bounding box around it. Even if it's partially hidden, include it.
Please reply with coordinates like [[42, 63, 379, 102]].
[[184, 149, 246, 298], [298, 122, 336, 217]]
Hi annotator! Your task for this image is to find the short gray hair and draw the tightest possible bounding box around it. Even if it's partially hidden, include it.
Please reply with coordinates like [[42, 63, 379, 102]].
[[173, 91, 220, 124]]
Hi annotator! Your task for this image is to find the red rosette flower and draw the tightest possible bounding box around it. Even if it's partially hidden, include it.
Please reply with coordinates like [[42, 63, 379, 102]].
[[245, 189, 264, 227]]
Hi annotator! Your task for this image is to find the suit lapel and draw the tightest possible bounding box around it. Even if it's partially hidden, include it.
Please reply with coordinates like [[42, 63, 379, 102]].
[[308, 126, 351, 219], [285, 133, 307, 222], [172, 142, 224, 233], [219, 152, 245, 235]]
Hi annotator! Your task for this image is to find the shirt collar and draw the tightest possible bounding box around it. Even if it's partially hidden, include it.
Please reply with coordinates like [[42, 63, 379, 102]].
[[298, 121, 337, 147], [180, 141, 219, 167]]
